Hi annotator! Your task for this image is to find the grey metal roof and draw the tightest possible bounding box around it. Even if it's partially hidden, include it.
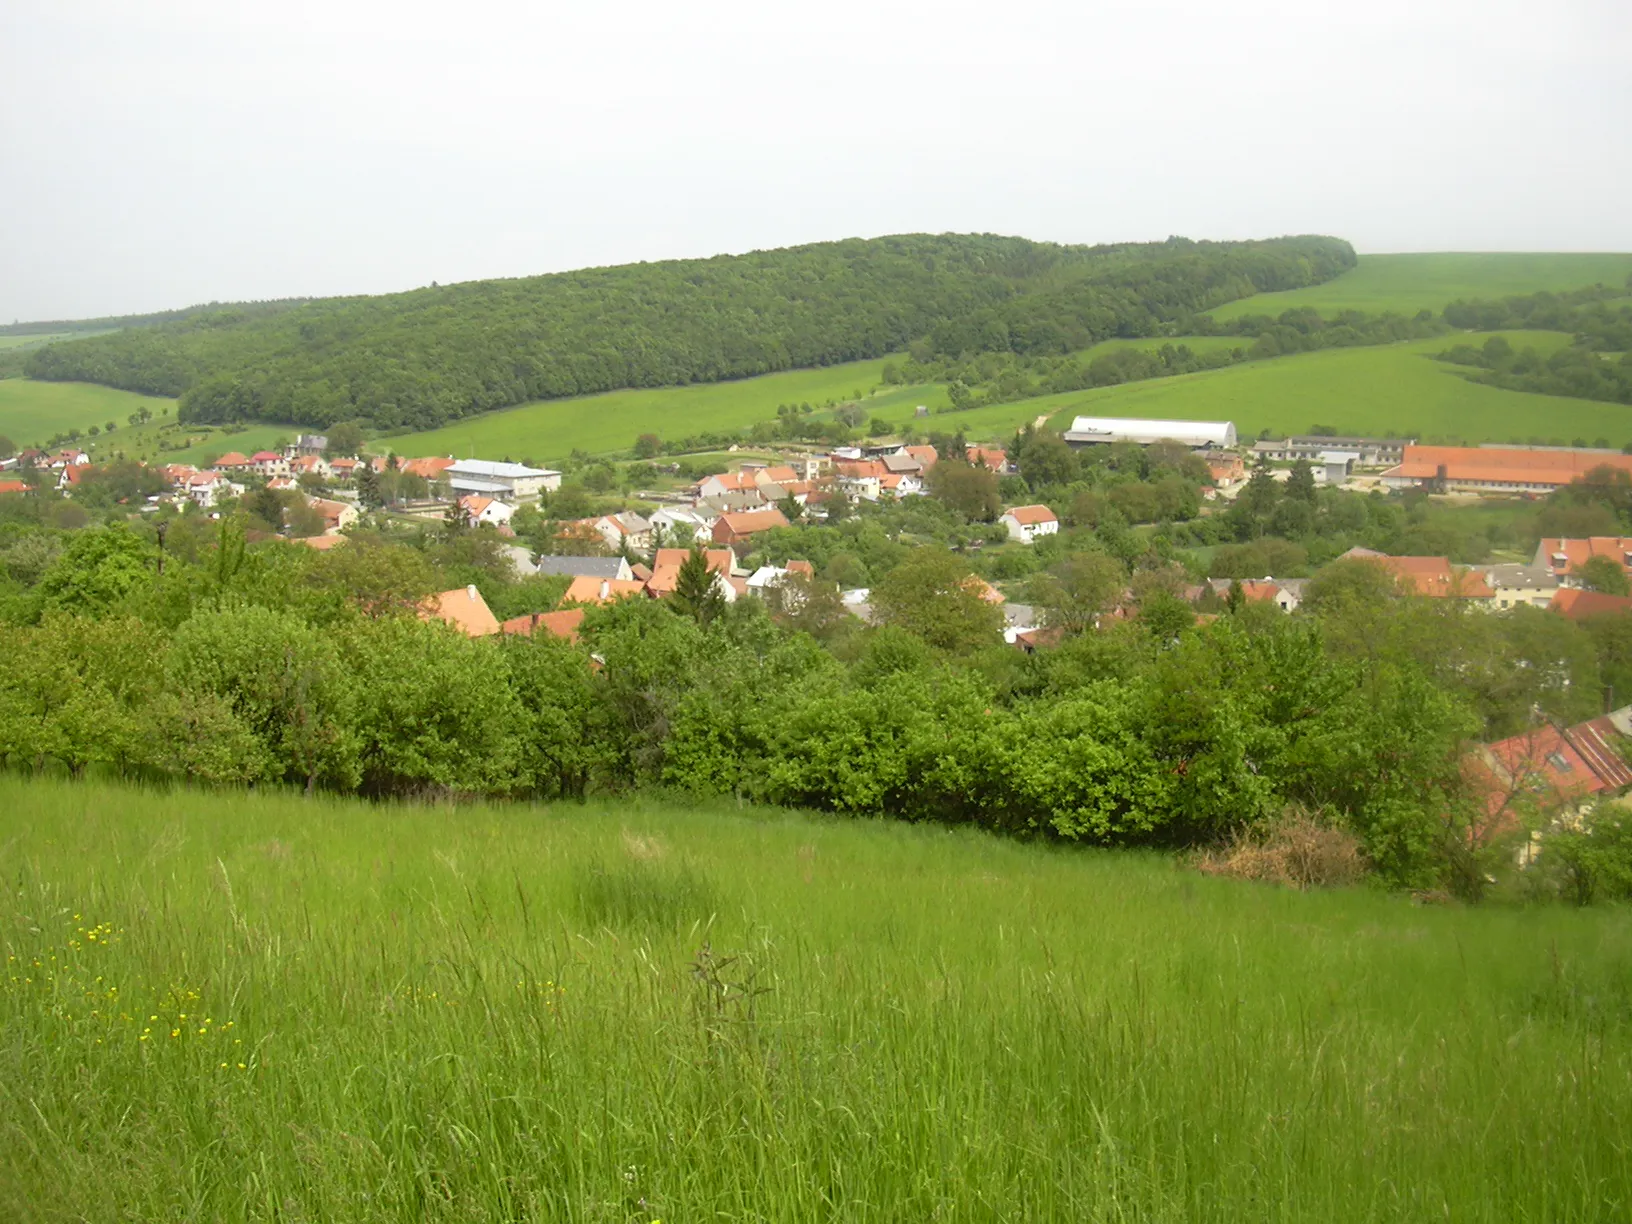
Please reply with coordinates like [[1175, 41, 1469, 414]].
[[534, 556, 628, 579], [447, 459, 560, 478]]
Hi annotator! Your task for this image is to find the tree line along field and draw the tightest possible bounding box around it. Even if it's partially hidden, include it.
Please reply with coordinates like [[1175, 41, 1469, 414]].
[[0, 380, 174, 452], [1206, 252, 1632, 322], [1039, 330, 1631, 447], [2, 776, 1628, 1222]]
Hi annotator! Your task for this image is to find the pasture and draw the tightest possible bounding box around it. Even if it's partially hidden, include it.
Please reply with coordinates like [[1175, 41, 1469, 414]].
[[387, 359, 933, 465], [1038, 331, 1624, 446], [2, 776, 1629, 1221], [1208, 251, 1632, 322], [0, 380, 174, 452]]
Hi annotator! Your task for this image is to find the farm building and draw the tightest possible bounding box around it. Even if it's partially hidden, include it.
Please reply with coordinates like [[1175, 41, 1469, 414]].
[[446, 459, 562, 501], [1381, 445, 1632, 494], [1063, 417, 1236, 449], [1252, 436, 1413, 466]]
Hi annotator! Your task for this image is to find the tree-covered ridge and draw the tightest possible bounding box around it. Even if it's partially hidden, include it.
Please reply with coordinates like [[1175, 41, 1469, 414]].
[[23, 234, 1355, 431], [1435, 285, 1632, 406]]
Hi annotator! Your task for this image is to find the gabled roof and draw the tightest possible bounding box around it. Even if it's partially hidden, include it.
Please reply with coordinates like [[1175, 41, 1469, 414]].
[[423, 586, 501, 636], [328, 457, 359, 470], [967, 446, 1007, 471], [716, 508, 789, 535], [502, 607, 586, 643], [1003, 504, 1057, 526], [0, 479, 29, 495], [760, 465, 799, 485], [400, 456, 456, 479], [1389, 445, 1632, 487], [1353, 553, 1494, 598], [535, 555, 630, 579], [214, 452, 252, 468], [447, 459, 560, 478], [562, 575, 647, 605], [881, 453, 921, 473], [701, 470, 759, 492], [905, 445, 940, 469], [250, 451, 282, 462], [653, 548, 734, 573], [1551, 588, 1632, 621], [1538, 537, 1632, 574], [293, 533, 348, 551]]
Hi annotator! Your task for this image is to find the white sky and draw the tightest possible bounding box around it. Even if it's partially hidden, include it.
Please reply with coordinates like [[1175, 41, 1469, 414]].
[[3, 0, 1629, 321]]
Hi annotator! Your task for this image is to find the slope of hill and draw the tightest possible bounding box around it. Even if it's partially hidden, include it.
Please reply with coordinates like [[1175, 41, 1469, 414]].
[[1207, 252, 1632, 322], [1034, 330, 1620, 445], [0, 380, 174, 452], [21, 234, 1356, 431], [3, 774, 1627, 1220]]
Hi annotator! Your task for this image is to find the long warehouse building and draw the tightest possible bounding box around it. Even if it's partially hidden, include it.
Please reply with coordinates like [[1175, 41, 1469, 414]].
[[1381, 445, 1632, 494], [1063, 416, 1236, 449]]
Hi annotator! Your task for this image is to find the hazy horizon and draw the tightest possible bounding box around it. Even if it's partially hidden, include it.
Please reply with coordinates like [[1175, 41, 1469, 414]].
[[4, 0, 1629, 322]]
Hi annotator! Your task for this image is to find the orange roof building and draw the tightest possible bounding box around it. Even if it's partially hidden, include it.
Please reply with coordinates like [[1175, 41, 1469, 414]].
[[967, 446, 1008, 472], [1347, 553, 1494, 600], [562, 575, 647, 605], [712, 507, 789, 548], [213, 452, 252, 470], [1535, 537, 1632, 584], [502, 607, 586, 642], [401, 456, 456, 480], [0, 479, 30, 495], [646, 548, 736, 597], [1550, 588, 1632, 621], [423, 585, 501, 636], [1382, 445, 1632, 494]]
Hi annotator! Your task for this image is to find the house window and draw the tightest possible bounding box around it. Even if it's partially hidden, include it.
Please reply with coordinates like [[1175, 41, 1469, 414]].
[[1546, 751, 1572, 772]]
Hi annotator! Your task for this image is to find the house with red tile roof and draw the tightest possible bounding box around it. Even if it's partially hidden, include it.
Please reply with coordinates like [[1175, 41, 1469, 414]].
[[646, 548, 738, 602], [1550, 588, 1632, 621], [458, 494, 514, 527], [0, 479, 30, 496], [999, 504, 1059, 544], [1341, 550, 1494, 601], [293, 534, 349, 551], [712, 507, 789, 549], [400, 456, 457, 481], [562, 575, 648, 605], [502, 607, 586, 643], [422, 585, 501, 637], [250, 451, 289, 477], [697, 470, 765, 502], [1466, 711, 1632, 847], [1534, 537, 1632, 587], [212, 452, 253, 472], [306, 497, 359, 536]]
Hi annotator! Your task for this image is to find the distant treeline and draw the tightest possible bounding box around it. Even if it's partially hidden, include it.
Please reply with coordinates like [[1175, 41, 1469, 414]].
[[1436, 286, 1632, 406], [0, 299, 307, 338], [21, 234, 1356, 430]]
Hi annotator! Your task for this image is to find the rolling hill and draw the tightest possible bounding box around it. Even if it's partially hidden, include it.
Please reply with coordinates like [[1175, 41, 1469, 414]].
[[1206, 252, 1632, 322]]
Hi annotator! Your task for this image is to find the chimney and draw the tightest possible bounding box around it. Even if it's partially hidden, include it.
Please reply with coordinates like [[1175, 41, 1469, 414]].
[[467, 584, 477, 601], [600, 580, 609, 600]]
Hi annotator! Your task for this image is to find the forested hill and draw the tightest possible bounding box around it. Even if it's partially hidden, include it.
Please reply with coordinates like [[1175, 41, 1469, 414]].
[[24, 233, 1355, 431]]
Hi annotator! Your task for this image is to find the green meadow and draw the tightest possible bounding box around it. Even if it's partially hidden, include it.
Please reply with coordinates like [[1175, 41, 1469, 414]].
[[1, 776, 1628, 1221], [1209, 251, 1632, 322], [1037, 330, 1623, 446], [387, 359, 934, 464], [0, 380, 175, 451]]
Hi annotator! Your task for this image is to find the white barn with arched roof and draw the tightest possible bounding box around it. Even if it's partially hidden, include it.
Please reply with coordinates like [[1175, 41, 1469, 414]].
[[1063, 417, 1236, 449]]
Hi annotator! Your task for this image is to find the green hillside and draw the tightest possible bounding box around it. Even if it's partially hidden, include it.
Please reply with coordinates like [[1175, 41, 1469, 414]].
[[0, 380, 174, 451], [1208, 252, 1632, 321], [21, 234, 1355, 430], [1035, 331, 1619, 445], [4, 775, 1628, 1220]]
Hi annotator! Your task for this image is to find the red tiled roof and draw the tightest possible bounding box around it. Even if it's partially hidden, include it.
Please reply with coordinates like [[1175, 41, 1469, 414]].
[[401, 456, 455, 479], [1550, 588, 1632, 621], [293, 534, 348, 551], [214, 452, 252, 468], [968, 446, 1007, 471], [1387, 445, 1632, 488], [1470, 716, 1632, 837], [1359, 554, 1493, 599], [715, 508, 789, 536], [422, 586, 501, 636], [1538, 537, 1632, 576], [905, 445, 940, 469], [502, 607, 586, 642], [0, 480, 29, 495], [1003, 504, 1057, 526], [562, 575, 647, 605], [251, 451, 282, 462]]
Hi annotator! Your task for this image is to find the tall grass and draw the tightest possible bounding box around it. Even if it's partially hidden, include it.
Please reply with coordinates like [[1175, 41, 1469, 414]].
[[2, 775, 1629, 1221]]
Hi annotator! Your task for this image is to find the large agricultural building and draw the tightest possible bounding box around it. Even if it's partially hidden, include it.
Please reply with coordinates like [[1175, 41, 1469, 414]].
[[1381, 445, 1632, 494], [1063, 416, 1236, 449], [445, 458, 562, 501], [1252, 435, 1414, 467]]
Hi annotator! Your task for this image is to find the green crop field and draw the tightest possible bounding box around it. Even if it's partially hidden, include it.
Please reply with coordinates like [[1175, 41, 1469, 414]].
[[1, 776, 1628, 1221], [0, 380, 175, 451], [1209, 252, 1632, 322], [387, 359, 928, 464], [1036, 330, 1629, 446]]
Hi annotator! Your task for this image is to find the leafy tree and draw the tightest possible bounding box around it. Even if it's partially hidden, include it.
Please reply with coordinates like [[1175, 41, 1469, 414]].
[[324, 421, 365, 459], [633, 433, 661, 459], [0, 435, 14, 459], [872, 551, 1003, 653], [927, 460, 1000, 521], [1577, 555, 1631, 596], [34, 524, 154, 617], [1027, 552, 1125, 634], [356, 462, 384, 510]]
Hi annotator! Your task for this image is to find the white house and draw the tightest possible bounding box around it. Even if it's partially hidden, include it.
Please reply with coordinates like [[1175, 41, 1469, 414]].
[[650, 505, 717, 546], [446, 459, 562, 501], [186, 471, 242, 509], [1000, 504, 1059, 544], [1063, 416, 1237, 449], [459, 494, 515, 527], [592, 511, 654, 553]]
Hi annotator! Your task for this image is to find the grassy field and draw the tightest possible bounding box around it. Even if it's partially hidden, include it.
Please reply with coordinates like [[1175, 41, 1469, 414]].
[[2, 776, 1629, 1221], [387, 359, 931, 464], [0, 380, 175, 451], [1036, 330, 1628, 446], [1209, 252, 1632, 322]]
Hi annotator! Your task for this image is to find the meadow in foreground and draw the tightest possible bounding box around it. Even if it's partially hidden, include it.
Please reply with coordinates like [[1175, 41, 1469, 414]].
[[1, 776, 1630, 1222]]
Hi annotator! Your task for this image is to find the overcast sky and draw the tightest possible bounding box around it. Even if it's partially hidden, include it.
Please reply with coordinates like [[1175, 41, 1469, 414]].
[[3, 0, 1629, 321]]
